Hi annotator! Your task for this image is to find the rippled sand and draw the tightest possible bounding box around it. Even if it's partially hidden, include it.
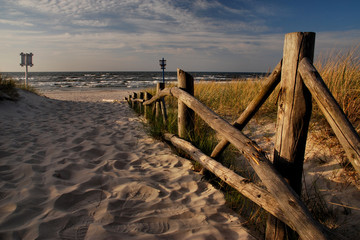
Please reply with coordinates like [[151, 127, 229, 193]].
[[0, 90, 255, 240]]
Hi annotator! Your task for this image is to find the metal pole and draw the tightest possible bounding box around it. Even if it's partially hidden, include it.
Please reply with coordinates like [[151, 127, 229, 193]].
[[25, 64, 28, 87], [159, 57, 166, 84], [162, 67, 165, 84]]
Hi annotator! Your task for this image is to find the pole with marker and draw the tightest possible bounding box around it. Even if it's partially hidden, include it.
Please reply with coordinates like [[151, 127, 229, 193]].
[[159, 58, 166, 84]]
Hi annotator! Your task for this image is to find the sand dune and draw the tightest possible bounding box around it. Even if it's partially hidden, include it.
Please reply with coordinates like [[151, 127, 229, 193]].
[[0, 90, 255, 240]]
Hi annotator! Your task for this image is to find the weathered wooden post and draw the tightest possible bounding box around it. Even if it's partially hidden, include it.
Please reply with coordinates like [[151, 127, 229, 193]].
[[144, 92, 151, 119], [129, 95, 132, 107], [160, 98, 168, 125], [139, 92, 144, 113], [155, 83, 164, 118], [132, 92, 138, 109], [144, 92, 150, 119], [177, 68, 194, 138], [266, 32, 315, 240]]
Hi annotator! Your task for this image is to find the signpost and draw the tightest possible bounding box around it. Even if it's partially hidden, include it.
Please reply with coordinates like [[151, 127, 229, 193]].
[[20, 52, 33, 86], [159, 58, 166, 84]]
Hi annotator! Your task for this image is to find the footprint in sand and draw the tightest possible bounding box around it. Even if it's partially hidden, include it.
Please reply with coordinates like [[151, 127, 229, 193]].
[[54, 189, 106, 212], [38, 209, 92, 240]]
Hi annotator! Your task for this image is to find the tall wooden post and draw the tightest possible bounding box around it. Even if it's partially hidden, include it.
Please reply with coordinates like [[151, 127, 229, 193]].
[[266, 32, 315, 240], [177, 69, 194, 138]]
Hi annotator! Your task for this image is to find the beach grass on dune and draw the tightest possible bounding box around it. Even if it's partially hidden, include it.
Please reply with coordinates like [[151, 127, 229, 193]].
[[314, 45, 360, 131], [137, 45, 360, 234], [0, 73, 39, 100], [0, 74, 19, 100]]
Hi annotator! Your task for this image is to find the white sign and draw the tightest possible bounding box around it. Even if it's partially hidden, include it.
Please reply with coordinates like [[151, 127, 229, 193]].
[[20, 52, 34, 86]]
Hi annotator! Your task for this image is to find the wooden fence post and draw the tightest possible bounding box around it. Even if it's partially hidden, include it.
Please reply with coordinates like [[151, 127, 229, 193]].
[[129, 95, 133, 107], [132, 92, 137, 109], [160, 98, 168, 125], [266, 32, 316, 240], [144, 92, 150, 119], [156, 83, 164, 118], [139, 92, 144, 113], [177, 68, 194, 138]]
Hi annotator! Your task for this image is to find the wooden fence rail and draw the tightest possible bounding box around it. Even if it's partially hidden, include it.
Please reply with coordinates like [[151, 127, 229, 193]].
[[125, 32, 357, 240], [299, 57, 360, 174], [143, 86, 331, 240], [163, 133, 342, 240]]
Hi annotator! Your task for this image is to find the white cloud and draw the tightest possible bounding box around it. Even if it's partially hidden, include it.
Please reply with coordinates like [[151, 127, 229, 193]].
[[316, 30, 360, 50], [72, 19, 110, 27], [0, 18, 33, 27]]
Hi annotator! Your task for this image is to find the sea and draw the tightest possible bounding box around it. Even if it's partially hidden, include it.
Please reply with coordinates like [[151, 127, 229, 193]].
[[2, 71, 266, 92]]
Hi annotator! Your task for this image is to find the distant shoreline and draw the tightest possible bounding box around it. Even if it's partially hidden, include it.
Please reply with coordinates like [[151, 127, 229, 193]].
[[2, 71, 267, 92]]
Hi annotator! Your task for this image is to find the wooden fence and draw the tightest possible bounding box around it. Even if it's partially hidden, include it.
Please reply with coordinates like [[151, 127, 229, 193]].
[[126, 32, 359, 240]]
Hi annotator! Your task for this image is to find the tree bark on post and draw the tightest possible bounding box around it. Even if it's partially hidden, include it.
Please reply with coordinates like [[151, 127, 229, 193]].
[[177, 69, 194, 138], [266, 32, 316, 240]]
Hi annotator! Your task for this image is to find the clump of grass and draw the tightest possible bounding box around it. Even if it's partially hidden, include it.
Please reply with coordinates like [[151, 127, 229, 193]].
[[0, 73, 39, 101], [18, 83, 39, 95], [302, 176, 337, 227], [0, 74, 19, 100]]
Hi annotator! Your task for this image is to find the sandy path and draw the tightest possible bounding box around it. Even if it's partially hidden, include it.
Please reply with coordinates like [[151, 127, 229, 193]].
[[0, 90, 255, 240]]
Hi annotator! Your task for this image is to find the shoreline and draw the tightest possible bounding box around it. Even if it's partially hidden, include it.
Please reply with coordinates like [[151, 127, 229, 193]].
[[42, 88, 145, 102]]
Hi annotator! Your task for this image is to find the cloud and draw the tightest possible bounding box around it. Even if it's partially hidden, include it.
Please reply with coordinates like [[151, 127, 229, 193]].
[[9, 0, 271, 34], [72, 19, 110, 27], [1, 0, 359, 71], [316, 30, 360, 49], [0, 18, 34, 27]]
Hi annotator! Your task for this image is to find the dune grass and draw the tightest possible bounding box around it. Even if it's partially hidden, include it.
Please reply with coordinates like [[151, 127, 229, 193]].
[[314, 45, 360, 131], [0, 74, 19, 100], [131, 45, 360, 236], [0, 73, 39, 100]]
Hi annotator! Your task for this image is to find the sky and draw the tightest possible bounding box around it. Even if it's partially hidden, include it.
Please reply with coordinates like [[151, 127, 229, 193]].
[[0, 0, 359, 72]]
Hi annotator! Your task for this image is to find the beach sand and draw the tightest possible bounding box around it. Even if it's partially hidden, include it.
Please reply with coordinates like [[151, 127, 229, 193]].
[[0, 89, 256, 240]]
